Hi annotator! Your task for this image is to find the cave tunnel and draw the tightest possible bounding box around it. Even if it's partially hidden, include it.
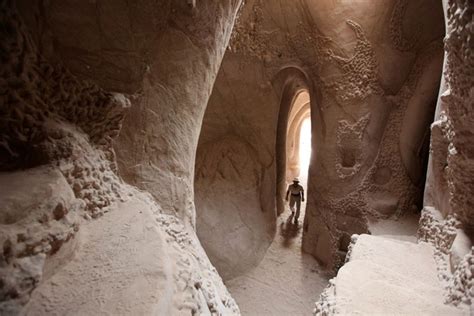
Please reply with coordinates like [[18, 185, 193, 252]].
[[1, 0, 473, 315]]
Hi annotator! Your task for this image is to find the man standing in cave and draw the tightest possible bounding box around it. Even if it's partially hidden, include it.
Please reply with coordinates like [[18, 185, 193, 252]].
[[285, 178, 305, 224]]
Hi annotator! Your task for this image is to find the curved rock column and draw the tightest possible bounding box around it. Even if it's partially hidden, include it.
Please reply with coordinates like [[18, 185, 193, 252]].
[[114, 0, 243, 226], [194, 50, 280, 279]]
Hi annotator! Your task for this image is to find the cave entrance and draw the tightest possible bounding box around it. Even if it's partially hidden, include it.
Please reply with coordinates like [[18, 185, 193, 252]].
[[285, 91, 311, 192], [276, 88, 313, 231], [299, 118, 312, 179]]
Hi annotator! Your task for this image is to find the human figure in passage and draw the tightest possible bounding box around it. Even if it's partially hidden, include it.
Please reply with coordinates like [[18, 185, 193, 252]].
[[285, 177, 305, 224]]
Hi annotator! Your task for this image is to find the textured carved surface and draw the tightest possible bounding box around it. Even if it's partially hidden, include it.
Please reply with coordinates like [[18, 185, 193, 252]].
[[422, 0, 474, 307], [418, 207, 459, 254], [443, 0, 474, 233], [0, 2, 129, 311], [0, 7, 128, 169], [389, 0, 419, 52], [200, 0, 445, 273], [335, 114, 370, 179], [447, 248, 474, 306], [0, 0, 129, 215], [323, 21, 383, 105], [1, 0, 243, 314]]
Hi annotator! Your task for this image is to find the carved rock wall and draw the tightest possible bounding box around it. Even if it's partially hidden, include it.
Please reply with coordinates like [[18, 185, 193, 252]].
[[195, 136, 275, 279], [197, 0, 445, 273], [0, 2, 128, 311], [113, 0, 243, 226], [195, 51, 279, 278], [17, 0, 242, 226], [1, 0, 242, 313], [422, 0, 474, 306], [302, 0, 444, 269]]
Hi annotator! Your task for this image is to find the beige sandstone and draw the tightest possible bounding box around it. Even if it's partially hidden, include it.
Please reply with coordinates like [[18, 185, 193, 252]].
[[0, 0, 473, 315]]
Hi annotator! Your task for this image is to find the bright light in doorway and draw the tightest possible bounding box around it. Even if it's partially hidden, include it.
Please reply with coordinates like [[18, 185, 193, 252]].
[[299, 117, 312, 177]]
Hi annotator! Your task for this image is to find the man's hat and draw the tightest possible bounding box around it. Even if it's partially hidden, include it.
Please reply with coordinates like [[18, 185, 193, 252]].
[[293, 177, 299, 182]]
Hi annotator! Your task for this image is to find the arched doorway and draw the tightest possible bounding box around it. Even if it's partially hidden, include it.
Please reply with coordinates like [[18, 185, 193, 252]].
[[282, 90, 312, 226], [286, 91, 311, 185], [274, 66, 316, 217]]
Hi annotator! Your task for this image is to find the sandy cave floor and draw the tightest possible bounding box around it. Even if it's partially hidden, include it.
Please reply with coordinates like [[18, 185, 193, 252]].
[[225, 197, 331, 315], [368, 211, 420, 242], [223, 175, 424, 315]]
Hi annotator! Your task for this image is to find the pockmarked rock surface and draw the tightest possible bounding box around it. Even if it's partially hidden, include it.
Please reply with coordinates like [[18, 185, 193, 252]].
[[1, 0, 473, 314], [421, 0, 474, 307], [196, 0, 445, 274], [24, 188, 239, 315], [15, 0, 243, 226], [315, 0, 474, 313], [1, 0, 242, 314], [0, 167, 81, 312]]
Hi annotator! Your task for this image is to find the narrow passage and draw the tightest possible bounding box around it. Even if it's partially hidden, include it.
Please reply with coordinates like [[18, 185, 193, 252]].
[[226, 117, 330, 315], [225, 177, 330, 315]]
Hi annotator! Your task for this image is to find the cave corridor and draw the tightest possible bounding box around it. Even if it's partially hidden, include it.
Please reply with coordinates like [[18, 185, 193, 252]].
[[1, 0, 473, 315]]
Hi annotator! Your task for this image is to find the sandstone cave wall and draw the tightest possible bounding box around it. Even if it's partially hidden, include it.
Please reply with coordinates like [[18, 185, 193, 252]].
[[0, 1, 129, 311], [195, 51, 281, 279], [1, 0, 243, 313], [419, 0, 474, 306], [197, 0, 445, 272], [300, 0, 444, 269], [113, 0, 244, 227], [17, 0, 242, 227], [424, 0, 474, 234]]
